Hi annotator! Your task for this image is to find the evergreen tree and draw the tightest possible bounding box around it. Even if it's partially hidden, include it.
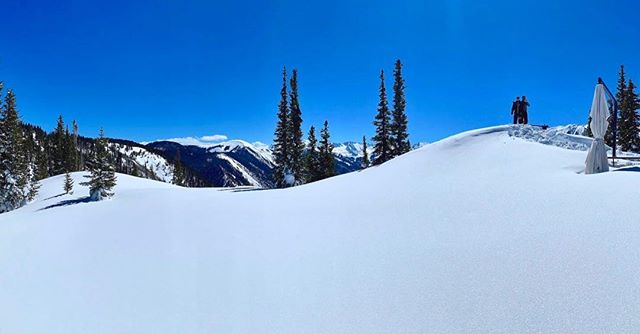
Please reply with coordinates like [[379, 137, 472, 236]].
[[626, 80, 640, 152], [172, 150, 185, 186], [72, 120, 82, 169], [273, 67, 291, 188], [51, 115, 67, 175], [304, 126, 321, 183], [0, 88, 32, 212], [64, 126, 78, 172], [288, 69, 305, 184], [361, 135, 369, 169], [22, 127, 41, 200], [372, 70, 392, 165], [606, 65, 626, 147], [81, 128, 116, 200], [64, 172, 74, 194], [390, 59, 410, 157], [318, 120, 336, 179]]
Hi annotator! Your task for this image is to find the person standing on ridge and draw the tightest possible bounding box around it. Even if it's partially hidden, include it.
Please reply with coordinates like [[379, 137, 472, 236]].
[[520, 96, 530, 124], [511, 96, 521, 124]]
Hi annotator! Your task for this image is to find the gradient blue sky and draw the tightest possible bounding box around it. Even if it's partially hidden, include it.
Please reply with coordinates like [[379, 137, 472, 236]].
[[2, 0, 639, 143]]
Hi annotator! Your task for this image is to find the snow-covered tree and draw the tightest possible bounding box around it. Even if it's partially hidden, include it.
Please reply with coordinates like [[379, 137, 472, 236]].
[[390, 59, 410, 157], [0, 87, 33, 212], [81, 128, 116, 200], [372, 70, 392, 165], [64, 172, 74, 194]]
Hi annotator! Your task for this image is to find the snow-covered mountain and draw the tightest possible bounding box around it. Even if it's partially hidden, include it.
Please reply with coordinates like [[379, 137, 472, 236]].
[[146, 140, 275, 188], [3, 124, 640, 333], [144, 139, 375, 187], [110, 142, 174, 183]]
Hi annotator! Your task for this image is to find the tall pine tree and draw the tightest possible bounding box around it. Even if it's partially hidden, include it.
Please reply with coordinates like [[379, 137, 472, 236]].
[[361, 135, 369, 169], [390, 59, 410, 157], [625, 80, 640, 152], [372, 70, 392, 165], [318, 120, 335, 179], [606, 65, 626, 147], [64, 125, 78, 173], [304, 125, 321, 183], [81, 128, 116, 200], [288, 68, 305, 184], [0, 88, 33, 212], [51, 115, 67, 175], [273, 67, 291, 188]]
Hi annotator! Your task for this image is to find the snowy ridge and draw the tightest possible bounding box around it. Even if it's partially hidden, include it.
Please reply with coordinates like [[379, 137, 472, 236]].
[[507, 124, 592, 151], [215, 154, 262, 187], [113, 143, 174, 182], [207, 140, 275, 166], [332, 141, 373, 158], [4, 125, 640, 333]]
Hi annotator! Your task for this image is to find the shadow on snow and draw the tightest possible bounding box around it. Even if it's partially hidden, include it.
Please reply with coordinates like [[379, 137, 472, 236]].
[[39, 196, 93, 211]]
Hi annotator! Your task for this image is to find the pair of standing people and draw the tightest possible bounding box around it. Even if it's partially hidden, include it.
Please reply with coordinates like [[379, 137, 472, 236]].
[[511, 96, 530, 124]]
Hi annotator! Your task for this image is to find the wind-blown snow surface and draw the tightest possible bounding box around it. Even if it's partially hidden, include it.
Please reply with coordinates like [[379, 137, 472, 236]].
[[2, 125, 640, 333]]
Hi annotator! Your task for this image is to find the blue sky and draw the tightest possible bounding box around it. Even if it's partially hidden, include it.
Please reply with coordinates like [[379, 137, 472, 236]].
[[2, 0, 639, 144]]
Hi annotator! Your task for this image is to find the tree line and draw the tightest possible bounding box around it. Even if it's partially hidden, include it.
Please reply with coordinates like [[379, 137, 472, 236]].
[[584, 65, 640, 153], [272, 68, 337, 187], [272, 59, 410, 188], [0, 82, 117, 213]]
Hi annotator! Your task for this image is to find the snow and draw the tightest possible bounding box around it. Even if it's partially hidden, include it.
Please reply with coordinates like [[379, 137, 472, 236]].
[[332, 141, 373, 158], [113, 144, 174, 182], [2, 124, 640, 333], [216, 153, 263, 187]]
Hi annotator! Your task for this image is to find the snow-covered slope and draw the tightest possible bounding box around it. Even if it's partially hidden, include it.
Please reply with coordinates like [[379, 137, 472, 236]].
[[112, 143, 174, 182], [2, 125, 640, 333]]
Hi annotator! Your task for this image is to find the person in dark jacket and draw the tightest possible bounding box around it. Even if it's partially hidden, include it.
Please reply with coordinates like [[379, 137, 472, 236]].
[[511, 97, 521, 124], [520, 96, 530, 124]]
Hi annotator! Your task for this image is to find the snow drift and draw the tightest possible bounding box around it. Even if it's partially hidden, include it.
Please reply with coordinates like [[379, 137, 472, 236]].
[[1, 125, 640, 333]]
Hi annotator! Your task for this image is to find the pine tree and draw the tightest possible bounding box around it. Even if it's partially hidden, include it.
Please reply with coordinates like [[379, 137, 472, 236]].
[[0, 88, 32, 212], [372, 70, 392, 165], [626, 80, 640, 152], [72, 120, 82, 169], [64, 172, 74, 194], [390, 59, 410, 157], [64, 126, 78, 172], [318, 120, 336, 179], [361, 135, 369, 169], [50, 115, 67, 175], [273, 67, 291, 188], [81, 128, 116, 200], [172, 150, 185, 186], [304, 125, 321, 183], [288, 68, 305, 185], [606, 65, 626, 147]]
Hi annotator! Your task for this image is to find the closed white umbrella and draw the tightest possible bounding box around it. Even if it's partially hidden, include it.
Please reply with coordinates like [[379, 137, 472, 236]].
[[585, 83, 610, 174]]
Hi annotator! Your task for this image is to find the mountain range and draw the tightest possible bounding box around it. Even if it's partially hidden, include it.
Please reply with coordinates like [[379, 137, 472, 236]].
[[125, 138, 377, 188]]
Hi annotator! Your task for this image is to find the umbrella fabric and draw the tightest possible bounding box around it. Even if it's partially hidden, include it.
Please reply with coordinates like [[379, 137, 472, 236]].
[[585, 83, 610, 174]]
